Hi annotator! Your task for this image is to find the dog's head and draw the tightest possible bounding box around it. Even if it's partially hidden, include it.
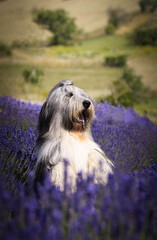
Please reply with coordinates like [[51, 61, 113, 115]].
[[38, 80, 94, 134]]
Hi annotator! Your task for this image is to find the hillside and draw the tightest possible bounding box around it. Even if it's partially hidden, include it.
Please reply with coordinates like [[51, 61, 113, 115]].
[[0, 0, 157, 124], [0, 0, 139, 44]]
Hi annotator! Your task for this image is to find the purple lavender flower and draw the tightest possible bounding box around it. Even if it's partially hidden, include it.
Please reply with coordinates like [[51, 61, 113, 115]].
[[0, 96, 157, 240]]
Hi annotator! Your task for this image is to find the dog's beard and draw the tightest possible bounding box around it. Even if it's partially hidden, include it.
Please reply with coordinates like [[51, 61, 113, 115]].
[[73, 110, 88, 130], [71, 107, 93, 132], [62, 98, 94, 132]]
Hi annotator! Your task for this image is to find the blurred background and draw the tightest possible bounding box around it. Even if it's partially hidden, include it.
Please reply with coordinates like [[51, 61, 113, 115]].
[[0, 0, 157, 123]]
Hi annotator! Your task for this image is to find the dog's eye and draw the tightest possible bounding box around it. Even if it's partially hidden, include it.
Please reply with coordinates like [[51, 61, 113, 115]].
[[66, 92, 73, 98]]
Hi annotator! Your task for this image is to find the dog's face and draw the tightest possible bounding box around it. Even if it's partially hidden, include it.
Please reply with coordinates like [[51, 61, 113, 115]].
[[39, 80, 94, 134]]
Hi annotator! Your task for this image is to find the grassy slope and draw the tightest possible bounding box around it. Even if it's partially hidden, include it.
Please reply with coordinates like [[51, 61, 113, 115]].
[[1, 33, 157, 123], [0, 0, 139, 44], [0, 0, 156, 123], [0, 34, 156, 92], [0, 35, 133, 101]]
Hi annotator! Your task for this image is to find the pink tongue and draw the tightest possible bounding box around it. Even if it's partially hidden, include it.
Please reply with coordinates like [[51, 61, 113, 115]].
[[82, 119, 85, 130], [80, 114, 85, 130]]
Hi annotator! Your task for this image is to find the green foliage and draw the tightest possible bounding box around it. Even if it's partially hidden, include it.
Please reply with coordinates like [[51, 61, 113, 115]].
[[33, 9, 81, 45], [22, 68, 44, 84], [122, 67, 143, 94], [105, 9, 129, 35], [117, 91, 134, 107], [103, 66, 145, 107], [105, 23, 116, 35], [0, 42, 12, 57], [104, 95, 116, 105], [111, 77, 135, 107], [107, 9, 121, 28], [133, 25, 157, 46], [139, 0, 157, 13], [105, 55, 127, 67], [106, 8, 128, 29]]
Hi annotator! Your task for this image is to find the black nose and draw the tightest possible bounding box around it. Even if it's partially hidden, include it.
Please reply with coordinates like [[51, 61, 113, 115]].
[[83, 100, 91, 109]]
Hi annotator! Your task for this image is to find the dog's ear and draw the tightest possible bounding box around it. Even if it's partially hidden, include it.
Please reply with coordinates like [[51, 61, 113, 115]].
[[38, 100, 56, 135], [38, 80, 73, 135], [38, 101, 49, 134]]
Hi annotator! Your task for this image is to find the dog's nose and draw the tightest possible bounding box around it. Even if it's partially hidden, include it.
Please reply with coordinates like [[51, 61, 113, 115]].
[[83, 100, 91, 109]]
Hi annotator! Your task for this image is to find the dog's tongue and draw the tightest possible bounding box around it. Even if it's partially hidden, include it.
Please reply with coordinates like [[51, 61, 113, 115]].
[[82, 118, 85, 130], [80, 114, 85, 130]]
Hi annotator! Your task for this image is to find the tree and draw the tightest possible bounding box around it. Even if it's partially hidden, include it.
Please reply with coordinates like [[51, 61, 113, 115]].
[[103, 66, 145, 107], [139, 0, 157, 13], [33, 9, 81, 45], [0, 42, 12, 57], [23, 68, 44, 84], [105, 8, 128, 35]]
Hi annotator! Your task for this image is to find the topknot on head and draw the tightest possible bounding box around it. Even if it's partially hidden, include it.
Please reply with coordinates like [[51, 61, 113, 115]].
[[55, 80, 73, 90], [61, 80, 73, 86], [47, 80, 73, 100]]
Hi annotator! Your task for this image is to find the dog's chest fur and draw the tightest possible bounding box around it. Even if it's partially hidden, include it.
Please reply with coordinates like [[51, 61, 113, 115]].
[[61, 131, 94, 173]]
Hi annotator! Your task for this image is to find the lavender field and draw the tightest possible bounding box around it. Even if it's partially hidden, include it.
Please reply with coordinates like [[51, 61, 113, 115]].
[[0, 96, 157, 240]]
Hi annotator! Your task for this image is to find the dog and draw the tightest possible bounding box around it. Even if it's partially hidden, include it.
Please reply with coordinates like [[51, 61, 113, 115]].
[[34, 80, 113, 191]]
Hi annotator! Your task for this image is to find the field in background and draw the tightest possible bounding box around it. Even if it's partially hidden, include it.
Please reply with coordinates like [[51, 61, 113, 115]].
[[0, 0, 157, 123], [0, 36, 126, 101], [0, 0, 139, 44], [0, 33, 157, 123], [0, 35, 147, 101]]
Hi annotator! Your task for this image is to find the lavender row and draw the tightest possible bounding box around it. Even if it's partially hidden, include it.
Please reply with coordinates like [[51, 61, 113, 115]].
[[0, 96, 157, 239], [0, 165, 157, 240]]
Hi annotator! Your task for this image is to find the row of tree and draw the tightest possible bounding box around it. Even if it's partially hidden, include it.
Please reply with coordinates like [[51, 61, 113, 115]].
[[32, 0, 157, 46]]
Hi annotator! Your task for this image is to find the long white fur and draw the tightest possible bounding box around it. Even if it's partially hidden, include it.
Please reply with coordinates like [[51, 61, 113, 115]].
[[51, 130, 113, 190], [34, 80, 113, 191]]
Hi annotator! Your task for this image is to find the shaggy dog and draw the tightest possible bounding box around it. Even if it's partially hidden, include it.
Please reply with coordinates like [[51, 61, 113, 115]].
[[34, 80, 113, 190]]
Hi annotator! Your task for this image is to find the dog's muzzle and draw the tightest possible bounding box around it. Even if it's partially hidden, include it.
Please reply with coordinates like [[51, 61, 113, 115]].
[[72, 100, 92, 131]]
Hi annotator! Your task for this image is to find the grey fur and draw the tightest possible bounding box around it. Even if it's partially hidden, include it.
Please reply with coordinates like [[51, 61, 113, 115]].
[[34, 80, 113, 191], [34, 80, 94, 185]]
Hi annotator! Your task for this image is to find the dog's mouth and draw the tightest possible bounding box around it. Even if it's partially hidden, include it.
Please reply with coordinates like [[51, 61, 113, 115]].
[[73, 110, 89, 131]]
